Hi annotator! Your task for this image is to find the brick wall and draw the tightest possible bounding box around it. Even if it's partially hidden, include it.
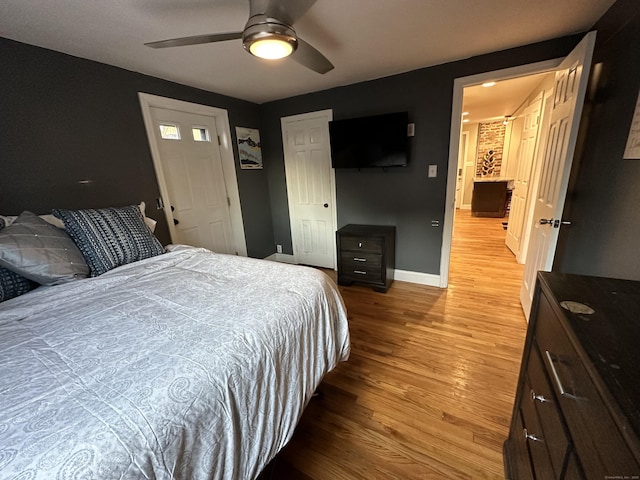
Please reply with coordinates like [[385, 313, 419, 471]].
[[476, 121, 506, 176]]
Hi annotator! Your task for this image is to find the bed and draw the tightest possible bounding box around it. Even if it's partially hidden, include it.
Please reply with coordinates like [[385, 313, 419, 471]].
[[0, 207, 350, 479]]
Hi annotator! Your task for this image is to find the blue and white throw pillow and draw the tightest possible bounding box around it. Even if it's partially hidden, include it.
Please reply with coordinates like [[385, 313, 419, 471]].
[[53, 205, 165, 276], [0, 266, 38, 302]]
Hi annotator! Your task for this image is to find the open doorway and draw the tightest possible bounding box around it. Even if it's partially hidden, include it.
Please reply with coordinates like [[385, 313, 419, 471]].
[[447, 72, 555, 308], [442, 32, 596, 320], [442, 61, 561, 287], [455, 71, 555, 262]]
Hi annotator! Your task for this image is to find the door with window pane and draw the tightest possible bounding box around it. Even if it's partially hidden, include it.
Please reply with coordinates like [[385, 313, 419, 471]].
[[151, 107, 235, 254]]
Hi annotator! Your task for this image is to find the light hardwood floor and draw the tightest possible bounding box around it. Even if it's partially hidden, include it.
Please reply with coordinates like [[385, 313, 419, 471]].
[[269, 211, 527, 479]]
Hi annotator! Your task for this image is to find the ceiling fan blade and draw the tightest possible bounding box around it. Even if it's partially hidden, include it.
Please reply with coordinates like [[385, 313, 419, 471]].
[[249, 0, 317, 25], [291, 37, 333, 74], [145, 31, 243, 49]]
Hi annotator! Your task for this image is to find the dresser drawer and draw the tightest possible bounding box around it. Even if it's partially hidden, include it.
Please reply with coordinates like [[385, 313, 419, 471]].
[[527, 345, 571, 477], [508, 410, 536, 480], [340, 235, 383, 254], [563, 451, 585, 479], [535, 294, 639, 477]]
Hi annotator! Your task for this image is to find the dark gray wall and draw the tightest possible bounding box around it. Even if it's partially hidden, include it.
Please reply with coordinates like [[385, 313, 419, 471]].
[[260, 35, 583, 274], [554, 0, 640, 280], [0, 37, 275, 258]]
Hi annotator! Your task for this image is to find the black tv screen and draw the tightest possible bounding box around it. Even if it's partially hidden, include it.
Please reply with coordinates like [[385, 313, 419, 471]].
[[329, 112, 409, 168]]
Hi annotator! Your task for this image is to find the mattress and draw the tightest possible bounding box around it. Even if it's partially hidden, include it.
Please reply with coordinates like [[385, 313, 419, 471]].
[[0, 245, 350, 479]]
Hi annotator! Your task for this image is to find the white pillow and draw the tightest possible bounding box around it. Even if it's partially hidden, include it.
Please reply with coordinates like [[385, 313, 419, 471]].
[[139, 201, 157, 232], [1, 202, 157, 232], [0, 214, 64, 229]]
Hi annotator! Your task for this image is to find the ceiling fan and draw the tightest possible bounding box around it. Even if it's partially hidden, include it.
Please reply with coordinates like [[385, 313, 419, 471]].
[[145, 0, 334, 74]]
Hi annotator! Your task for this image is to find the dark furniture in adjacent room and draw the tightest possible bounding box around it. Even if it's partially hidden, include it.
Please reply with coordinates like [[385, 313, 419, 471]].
[[472, 179, 509, 217], [504, 272, 640, 479], [336, 224, 395, 293]]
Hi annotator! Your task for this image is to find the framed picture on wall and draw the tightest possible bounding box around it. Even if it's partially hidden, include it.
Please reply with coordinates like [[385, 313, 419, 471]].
[[236, 127, 263, 169]]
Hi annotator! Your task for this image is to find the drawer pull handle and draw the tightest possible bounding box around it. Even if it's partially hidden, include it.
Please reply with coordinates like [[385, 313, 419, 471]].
[[523, 428, 543, 443], [358, 242, 363, 248], [353, 257, 367, 262], [530, 389, 549, 403], [545, 350, 579, 401], [353, 270, 367, 275]]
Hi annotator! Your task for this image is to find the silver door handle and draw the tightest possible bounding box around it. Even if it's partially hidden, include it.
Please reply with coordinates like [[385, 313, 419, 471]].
[[540, 218, 572, 228]]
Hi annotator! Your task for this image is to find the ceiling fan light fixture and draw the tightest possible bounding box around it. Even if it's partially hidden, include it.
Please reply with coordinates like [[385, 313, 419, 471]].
[[243, 22, 298, 60], [249, 37, 295, 59]]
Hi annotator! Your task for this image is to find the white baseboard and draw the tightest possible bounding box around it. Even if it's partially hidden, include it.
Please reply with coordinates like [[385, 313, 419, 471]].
[[394, 269, 441, 287], [264, 253, 297, 264], [264, 255, 442, 288]]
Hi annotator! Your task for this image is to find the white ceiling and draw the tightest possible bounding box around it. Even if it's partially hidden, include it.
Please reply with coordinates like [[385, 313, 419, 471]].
[[0, 0, 614, 104], [462, 73, 553, 124]]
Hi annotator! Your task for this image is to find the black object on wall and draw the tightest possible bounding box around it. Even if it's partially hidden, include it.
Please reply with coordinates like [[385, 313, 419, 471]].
[[329, 112, 410, 168], [554, 0, 640, 280], [0, 37, 275, 259]]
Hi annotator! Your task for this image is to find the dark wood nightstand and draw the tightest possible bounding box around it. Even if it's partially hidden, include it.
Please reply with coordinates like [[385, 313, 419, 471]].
[[336, 224, 395, 293]]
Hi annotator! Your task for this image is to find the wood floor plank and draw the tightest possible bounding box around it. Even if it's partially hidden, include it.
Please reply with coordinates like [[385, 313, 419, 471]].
[[270, 211, 526, 479]]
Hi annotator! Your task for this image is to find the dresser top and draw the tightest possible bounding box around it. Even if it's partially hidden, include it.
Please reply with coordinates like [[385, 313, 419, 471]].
[[538, 272, 640, 442]]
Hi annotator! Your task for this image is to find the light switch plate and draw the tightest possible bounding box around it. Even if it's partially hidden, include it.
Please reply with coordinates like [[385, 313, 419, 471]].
[[428, 165, 437, 177]]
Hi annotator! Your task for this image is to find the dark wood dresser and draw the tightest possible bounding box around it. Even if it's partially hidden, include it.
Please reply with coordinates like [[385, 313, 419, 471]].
[[336, 224, 395, 293], [504, 272, 640, 479]]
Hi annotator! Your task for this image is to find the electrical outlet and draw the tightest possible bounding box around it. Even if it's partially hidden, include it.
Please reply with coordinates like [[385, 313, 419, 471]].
[[428, 165, 437, 178], [276, 244, 283, 254], [407, 123, 415, 137]]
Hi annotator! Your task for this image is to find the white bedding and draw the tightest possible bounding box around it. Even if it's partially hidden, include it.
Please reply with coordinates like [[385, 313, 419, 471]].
[[0, 246, 350, 479]]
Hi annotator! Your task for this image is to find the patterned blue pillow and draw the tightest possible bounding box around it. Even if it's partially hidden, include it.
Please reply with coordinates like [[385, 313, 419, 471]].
[[53, 205, 165, 276], [0, 266, 38, 302]]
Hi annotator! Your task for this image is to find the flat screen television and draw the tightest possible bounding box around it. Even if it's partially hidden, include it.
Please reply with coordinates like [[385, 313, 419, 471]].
[[329, 112, 409, 168]]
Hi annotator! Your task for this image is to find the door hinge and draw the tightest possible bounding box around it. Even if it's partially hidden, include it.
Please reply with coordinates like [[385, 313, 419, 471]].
[[217, 135, 221, 146], [227, 197, 231, 206]]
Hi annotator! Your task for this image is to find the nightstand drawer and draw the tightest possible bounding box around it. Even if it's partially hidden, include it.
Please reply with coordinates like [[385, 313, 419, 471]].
[[340, 264, 382, 281], [340, 252, 382, 270], [340, 235, 383, 254]]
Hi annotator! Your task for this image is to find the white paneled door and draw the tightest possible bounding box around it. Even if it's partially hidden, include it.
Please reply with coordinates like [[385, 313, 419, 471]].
[[150, 106, 236, 255], [282, 110, 336, 269], [505, 94, 543, 260], [520, 32, 596, 318]]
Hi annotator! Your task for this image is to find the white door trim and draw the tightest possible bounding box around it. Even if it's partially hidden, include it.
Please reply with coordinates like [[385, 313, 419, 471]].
[[441, 58, 562, 288], [138, 92, 247, 256], [281, 109, 337, 268]]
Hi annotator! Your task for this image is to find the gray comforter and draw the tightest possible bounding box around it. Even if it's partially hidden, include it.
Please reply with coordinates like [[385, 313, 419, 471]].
[[0, 246, 350, 479]]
